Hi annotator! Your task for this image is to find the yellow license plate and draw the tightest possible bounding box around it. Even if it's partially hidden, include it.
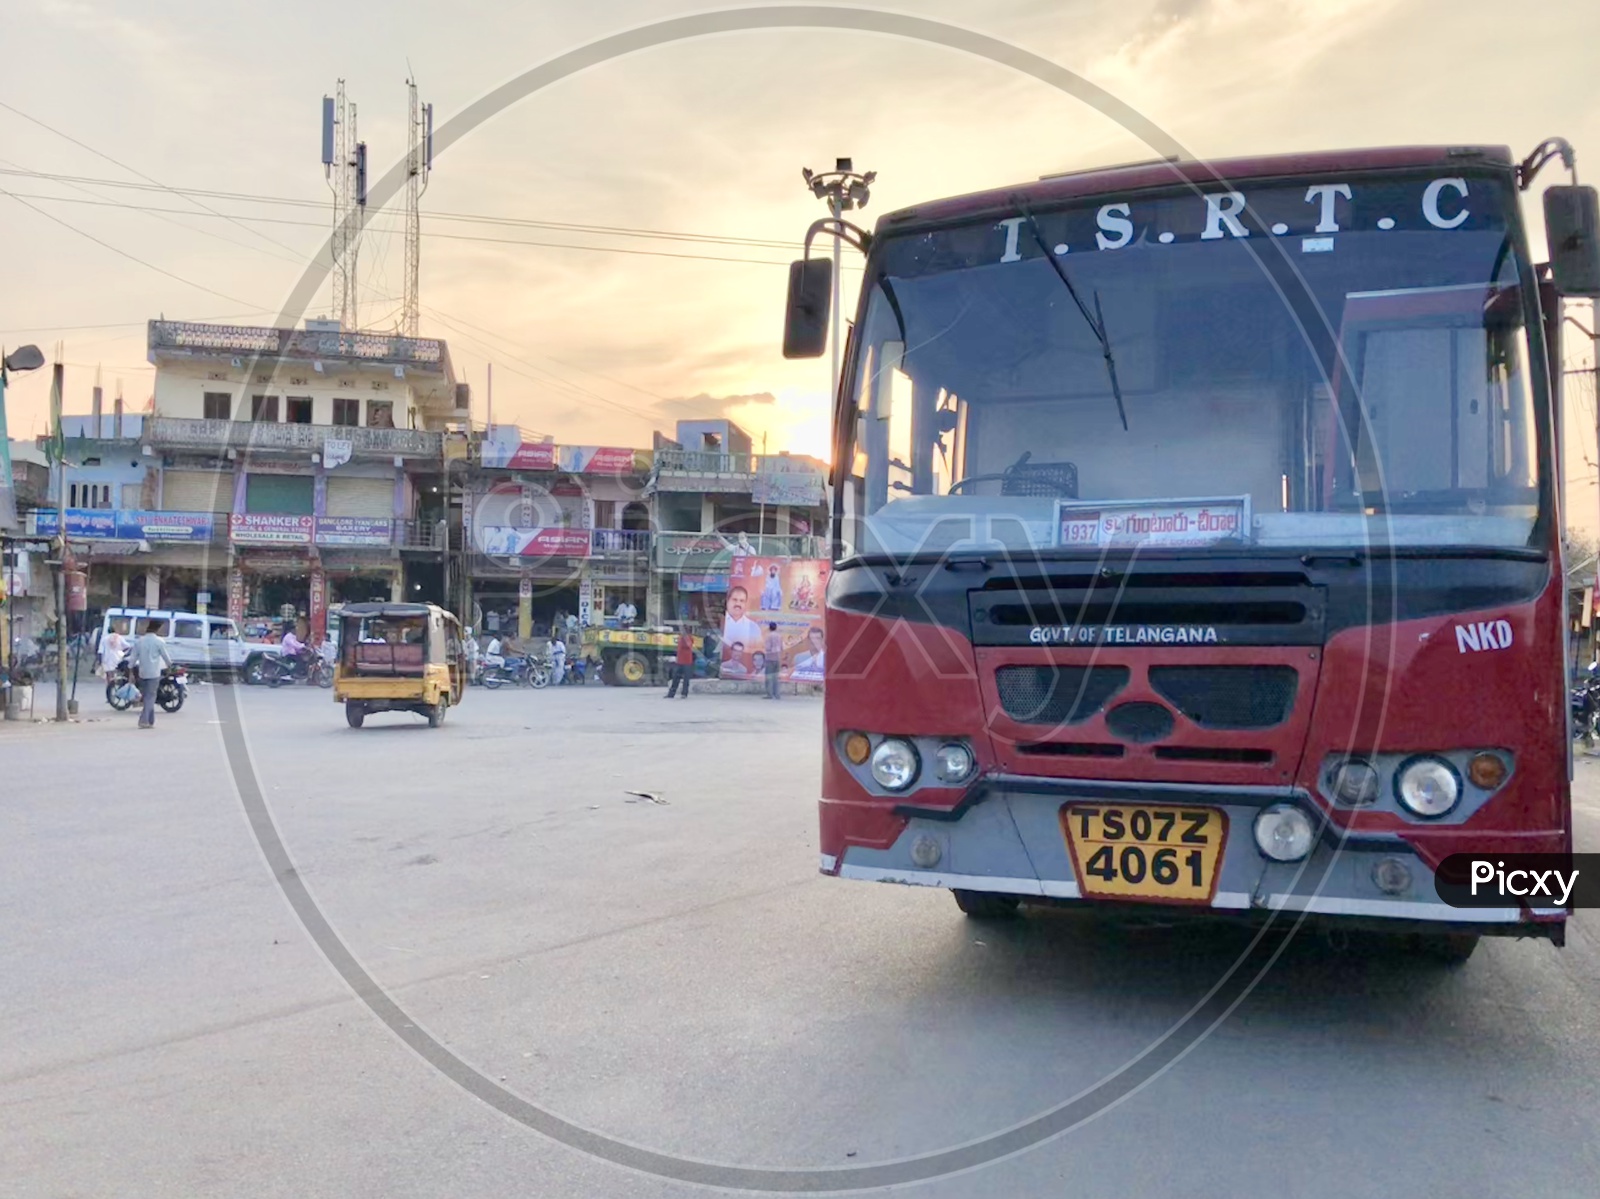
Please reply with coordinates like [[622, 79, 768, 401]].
[[1061, 805, 1228, 905]]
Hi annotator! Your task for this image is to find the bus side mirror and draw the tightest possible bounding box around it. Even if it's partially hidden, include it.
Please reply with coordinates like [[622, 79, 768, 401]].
[[1544, 185, 1600, 296], [783, 258, 832, 358]]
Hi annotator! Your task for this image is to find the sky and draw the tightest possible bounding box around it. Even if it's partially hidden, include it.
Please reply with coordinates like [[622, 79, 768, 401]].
[[4, 0, 1600, 522]]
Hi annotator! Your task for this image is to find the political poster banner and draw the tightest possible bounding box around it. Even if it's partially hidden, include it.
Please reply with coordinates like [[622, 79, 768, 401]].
[[719, 555, 829, 683]]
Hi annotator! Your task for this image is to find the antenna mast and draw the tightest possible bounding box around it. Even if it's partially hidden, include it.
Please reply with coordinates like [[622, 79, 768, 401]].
[[401, 79, 433, 337], [322, 81, 365, 331]]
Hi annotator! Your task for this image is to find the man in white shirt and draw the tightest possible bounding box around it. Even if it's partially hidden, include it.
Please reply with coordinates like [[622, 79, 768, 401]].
[[549, 634, 567, 683], [616, 600, 637, 626], [484, 635, 504, 669], [98, 621, 129, 678]]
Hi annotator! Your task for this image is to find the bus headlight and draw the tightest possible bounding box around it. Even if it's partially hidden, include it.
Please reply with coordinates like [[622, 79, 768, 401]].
[[1395, 756, 1461, 818], [1253, 804, 1315, 862], [870, 738, 920, 791], [1329, 759, 1379, 806], [932, 742, 975, 784]]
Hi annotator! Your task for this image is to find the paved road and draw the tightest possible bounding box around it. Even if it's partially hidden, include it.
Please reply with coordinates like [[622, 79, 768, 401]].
[[5, 681, 1599, 1198]]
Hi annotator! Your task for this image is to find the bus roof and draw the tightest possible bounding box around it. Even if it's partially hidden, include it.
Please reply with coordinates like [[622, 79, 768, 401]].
[[874, 145, 1515, 232]]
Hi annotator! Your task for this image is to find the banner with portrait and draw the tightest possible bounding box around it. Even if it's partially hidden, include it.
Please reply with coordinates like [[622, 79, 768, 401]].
[[718, 556, 829, 683]]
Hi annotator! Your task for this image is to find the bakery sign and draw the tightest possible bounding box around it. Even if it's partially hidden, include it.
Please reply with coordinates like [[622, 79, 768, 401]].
[[1056, 497, 1250, 550]]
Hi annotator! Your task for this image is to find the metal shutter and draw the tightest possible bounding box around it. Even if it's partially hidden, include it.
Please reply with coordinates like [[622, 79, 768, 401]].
[[162, 469, 233, 513], [245, 474, 314, 514], [326, 477, 394, 518]]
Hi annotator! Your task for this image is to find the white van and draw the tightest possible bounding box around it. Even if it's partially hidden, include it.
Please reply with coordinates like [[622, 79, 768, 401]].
[[98, 608, 282, 680]]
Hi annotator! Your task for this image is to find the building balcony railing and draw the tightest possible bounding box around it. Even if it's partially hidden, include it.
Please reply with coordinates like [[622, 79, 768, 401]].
[[590, 528, 652, 556], [650, 449, 828, 503], [146, 417, 442, 459], [653, 448, 758, 476], [395, 520, 467, 551], [148, 320, 446, 368]]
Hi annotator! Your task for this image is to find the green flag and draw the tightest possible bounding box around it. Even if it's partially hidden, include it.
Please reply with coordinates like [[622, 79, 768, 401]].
[[45, 361, 64, 465]]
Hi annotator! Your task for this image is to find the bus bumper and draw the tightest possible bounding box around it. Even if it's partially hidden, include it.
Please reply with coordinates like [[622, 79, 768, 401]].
[[820, 785, 1568, 938]]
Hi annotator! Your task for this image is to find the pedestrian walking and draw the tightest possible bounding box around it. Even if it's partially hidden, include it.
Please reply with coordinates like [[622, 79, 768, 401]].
[[98, 620, 129, 678], [665, 629, 694, 698], [764, 622, 783, 700], [549, 633, 567, 684], [133, 618, 172, 729]]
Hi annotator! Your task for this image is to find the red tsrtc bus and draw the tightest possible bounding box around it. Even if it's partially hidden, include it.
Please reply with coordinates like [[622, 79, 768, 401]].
[[786, 144, 1600, 962]]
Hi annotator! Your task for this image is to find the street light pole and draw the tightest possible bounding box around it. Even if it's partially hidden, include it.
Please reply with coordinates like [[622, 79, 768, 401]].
[[802, 158, 875, 403], [829, 191, 843, 403], [51, 360, 69, 722], [0, 344, 46, 677]]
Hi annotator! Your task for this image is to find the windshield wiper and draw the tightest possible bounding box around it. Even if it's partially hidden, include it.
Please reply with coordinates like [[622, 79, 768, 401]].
[[1015, 201, 1128, 431]]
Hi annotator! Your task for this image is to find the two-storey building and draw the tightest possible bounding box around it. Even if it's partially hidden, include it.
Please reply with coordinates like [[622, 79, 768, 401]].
[[465, 426, 653, 638], [143, 319, 466, 638], [647, 419, 828, 625]]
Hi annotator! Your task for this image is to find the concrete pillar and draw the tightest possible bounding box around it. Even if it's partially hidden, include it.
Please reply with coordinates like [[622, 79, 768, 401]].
[[647, 570, 665, 626], [518, 576, 532, 642], [120, 574, 130, 607], [776, 505, 791, 536], [144, 568, 161, 608], [700, 495, 716, 533]]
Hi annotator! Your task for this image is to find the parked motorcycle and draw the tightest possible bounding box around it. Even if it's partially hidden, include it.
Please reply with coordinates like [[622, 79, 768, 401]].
[[1573, 666, 1598, 744], [105, 657, 188, 713]]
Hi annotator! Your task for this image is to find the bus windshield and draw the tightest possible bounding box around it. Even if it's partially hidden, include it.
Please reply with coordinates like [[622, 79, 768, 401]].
[[842, 172, 1544, 557]]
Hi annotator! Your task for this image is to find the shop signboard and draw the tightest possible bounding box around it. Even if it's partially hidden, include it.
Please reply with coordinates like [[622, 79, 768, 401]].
[[752, 466, 825, 506], [1055, 496, 1250, 550], [30, 508, 216, 542], [578, 576, 595, 626], [718, 556, 830, 683], [314, 516, 392, 547], [477, 526, 593, 558], [677, 573, 728, 593], [480, 438, 650, 474], [558, 445, 650, 474], [231, 514, 314, 545], [309, 569, 328, 641], [481, 439, 557, 470]]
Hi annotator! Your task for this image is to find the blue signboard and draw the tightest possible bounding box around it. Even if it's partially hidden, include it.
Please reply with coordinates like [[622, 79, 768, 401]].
[[31, 508, 215, 542]]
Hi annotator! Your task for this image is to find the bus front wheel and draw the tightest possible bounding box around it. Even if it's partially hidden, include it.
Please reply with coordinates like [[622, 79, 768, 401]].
[[953, 890, 1021, 919], [1415, 932, 1480, 965]]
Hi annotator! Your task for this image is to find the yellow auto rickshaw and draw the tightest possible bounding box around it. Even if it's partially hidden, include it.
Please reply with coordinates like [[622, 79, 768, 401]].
[[333, 602, 466, 728]]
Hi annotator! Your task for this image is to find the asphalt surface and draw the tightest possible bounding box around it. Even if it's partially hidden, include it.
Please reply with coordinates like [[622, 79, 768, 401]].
[[5, 679, 1600, 1198]]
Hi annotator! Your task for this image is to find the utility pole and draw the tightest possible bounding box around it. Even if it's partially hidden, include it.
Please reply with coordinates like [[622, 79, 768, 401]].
[[50, 358, 68, 721], [802, 158, 875, 401]]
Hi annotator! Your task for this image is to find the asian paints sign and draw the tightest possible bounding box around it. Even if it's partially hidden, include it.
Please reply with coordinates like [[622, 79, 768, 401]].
[[477, 526, 593, 557], [480, 437, 648, 474]]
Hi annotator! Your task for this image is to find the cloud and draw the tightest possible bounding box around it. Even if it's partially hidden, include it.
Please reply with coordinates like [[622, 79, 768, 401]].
[[652, 390, 778, 425]]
